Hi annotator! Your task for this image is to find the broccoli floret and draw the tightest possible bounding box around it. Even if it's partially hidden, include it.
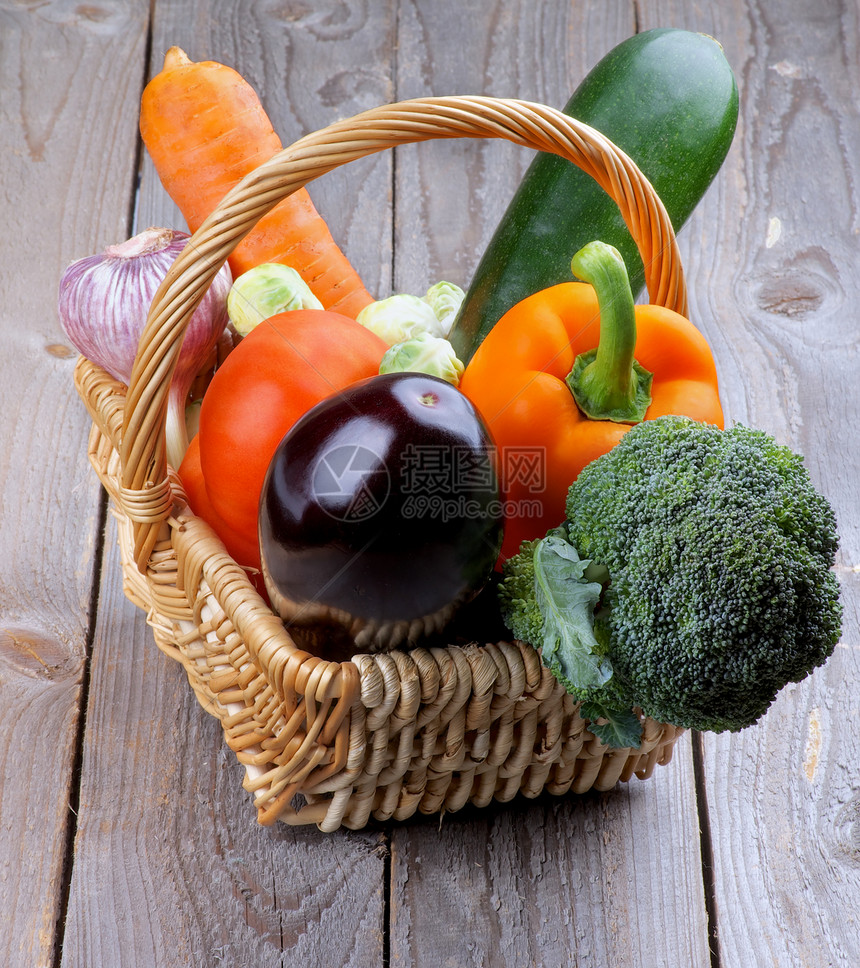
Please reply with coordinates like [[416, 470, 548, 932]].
[[498, 528, 641, 746], [497, 538, 543, 645], [500, 415, 842, 740]]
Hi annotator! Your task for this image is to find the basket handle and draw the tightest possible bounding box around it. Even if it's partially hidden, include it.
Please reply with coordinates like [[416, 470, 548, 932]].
[[120, 94, 687, 567]]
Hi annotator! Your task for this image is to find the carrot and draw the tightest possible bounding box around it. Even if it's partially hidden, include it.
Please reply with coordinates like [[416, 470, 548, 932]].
[[139, 47, 374, 318]]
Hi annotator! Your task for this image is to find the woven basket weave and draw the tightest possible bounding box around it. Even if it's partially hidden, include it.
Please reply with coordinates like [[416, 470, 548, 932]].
[[74, 96, 686, 831]]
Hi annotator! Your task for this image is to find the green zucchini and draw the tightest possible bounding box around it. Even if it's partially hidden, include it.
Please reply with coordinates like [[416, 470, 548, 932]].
[[449, 28, 739, 365]]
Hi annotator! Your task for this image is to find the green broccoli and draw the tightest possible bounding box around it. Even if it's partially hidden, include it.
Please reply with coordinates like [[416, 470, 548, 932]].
[[498, 415, 842, 745]]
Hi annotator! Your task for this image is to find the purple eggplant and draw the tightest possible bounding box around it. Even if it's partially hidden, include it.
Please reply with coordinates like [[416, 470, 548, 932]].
[[259, 372, 504, 652]]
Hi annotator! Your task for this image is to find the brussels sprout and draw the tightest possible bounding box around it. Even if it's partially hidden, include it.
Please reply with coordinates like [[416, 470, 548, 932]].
[[379, 333, 465, 386], [356, 280, 465, 346], [356, 293, 443, 345], [227, 263, 322, 335], [424, 281, 465, 336]]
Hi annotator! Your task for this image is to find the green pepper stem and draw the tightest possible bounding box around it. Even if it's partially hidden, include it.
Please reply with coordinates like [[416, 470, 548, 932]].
[[565, 241, 653, 423]]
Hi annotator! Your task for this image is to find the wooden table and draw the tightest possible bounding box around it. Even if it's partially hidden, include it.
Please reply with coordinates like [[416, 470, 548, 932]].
[[3, 1, 858, 965]]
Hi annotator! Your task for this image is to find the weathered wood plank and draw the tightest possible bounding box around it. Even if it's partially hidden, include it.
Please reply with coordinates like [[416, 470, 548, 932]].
[[388, 3, 712, 965], [637, 0, 860, 962], [391, 736, 709, 968], [392, 0, 637, 291], [61, 519, 388, 967], [0, 3, 149, 966], [60, 2, 395, 965], [10, 0, 857, 965]]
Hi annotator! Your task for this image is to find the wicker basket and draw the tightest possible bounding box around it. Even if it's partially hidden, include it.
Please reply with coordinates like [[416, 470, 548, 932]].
[[74, 96, 687, 831]]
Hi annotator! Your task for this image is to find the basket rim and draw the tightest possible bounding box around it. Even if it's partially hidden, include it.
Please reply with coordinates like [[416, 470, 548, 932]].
[[77, 93, 689, 826], [73, 368, 686, 828]]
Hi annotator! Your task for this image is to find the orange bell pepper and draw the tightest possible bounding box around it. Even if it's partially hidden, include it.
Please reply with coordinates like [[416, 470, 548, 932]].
[[459, 241, 723, 562]]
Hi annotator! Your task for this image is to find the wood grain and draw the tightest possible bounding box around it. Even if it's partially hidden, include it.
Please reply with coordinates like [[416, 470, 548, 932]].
[[61, 523, 387, 967], [392, 0, 636, 291], [393, 0, 535, 289], [58, 3, 394, 965], [390, 736, 710, 967], [3, 0, 859, 965], [0, 3, 149, 966], [643, 0, 860, 963]]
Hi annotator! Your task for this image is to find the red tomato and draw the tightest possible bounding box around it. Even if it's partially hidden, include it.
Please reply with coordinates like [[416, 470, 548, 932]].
[[178, 434, 261, 566], [197, 310, 387, 547], [178, 435, 272, 601]]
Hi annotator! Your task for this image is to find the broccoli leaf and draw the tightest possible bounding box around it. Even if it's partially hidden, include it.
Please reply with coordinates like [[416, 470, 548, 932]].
[[579, 700, 643, 748], [532, 530, 613, 690]]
